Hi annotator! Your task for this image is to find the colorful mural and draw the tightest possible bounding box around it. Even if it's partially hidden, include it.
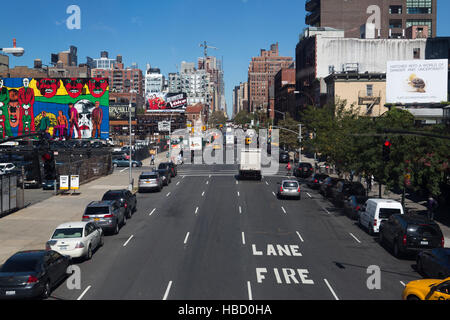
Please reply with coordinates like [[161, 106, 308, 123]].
[[0, 77, 109, 140]]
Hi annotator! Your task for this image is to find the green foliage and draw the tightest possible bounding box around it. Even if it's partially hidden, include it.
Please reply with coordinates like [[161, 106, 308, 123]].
[[301, 104, 450, 197], [209, 111, 227, 127], [233, 110, 252, 126]]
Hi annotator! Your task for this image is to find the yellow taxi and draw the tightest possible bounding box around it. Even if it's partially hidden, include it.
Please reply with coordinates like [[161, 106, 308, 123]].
[[402, 277, 450, 300], [245, 137, 252, 145], [213, 144, 221, 150]]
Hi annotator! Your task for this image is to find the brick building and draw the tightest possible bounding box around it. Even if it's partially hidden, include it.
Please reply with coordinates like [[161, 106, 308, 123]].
[[305, 0, 437, 39], [274, 68, 297, 123], [248, 43, 293, 113]]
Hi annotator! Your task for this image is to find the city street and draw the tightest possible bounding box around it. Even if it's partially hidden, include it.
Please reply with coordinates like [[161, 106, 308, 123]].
[[49, 155, 420, 300]]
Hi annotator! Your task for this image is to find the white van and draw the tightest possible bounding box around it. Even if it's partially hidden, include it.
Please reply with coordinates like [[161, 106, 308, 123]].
[[359, 199, 404, 235]]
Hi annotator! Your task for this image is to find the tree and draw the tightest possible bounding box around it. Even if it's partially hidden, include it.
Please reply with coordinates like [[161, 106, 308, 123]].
[[276, 114, 301, 152], [233, 110, 252, 126], [209, 110, 227, 127]]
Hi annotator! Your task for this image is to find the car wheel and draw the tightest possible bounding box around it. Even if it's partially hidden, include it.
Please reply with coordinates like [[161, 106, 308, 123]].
[[41, 280, 51, 299], [127, 209, 132, 219], [407, 295, 420, 301], [132, 163, 137, 168], [114, 223, 120, 235], [368, 225, 374, 236], [86, 245, 93, 261], [113, 163, 118, 168], [122, 215, 127, 226], [379, 231, 384, 245], [416, 257, 424, 275], [394, 241, 402, 258], [100, 235, 104, 247]]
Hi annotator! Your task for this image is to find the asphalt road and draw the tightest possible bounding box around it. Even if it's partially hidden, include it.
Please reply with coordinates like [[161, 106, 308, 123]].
[[50, 148, 420, 300]]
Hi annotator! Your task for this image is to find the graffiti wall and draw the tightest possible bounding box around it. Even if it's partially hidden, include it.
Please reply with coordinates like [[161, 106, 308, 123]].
[[0, 77, 109, 140]]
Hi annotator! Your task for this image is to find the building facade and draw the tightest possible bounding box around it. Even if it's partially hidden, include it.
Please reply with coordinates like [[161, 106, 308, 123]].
[[145, 66, 165, 97], [305, 0, 437, 38], [233, 82, 249, 117], [274, 68, 297, 122], [248, 43, 293, 113]]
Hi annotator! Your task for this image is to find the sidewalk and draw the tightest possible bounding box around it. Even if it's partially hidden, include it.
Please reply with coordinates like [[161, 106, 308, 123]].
[[0, 152, 168, 265], [299, 155, 450, 247]]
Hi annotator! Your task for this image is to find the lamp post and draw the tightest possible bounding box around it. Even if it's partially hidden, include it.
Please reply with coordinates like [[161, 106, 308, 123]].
[[124, 79, 136, 191], [1, 39, 25, 77]]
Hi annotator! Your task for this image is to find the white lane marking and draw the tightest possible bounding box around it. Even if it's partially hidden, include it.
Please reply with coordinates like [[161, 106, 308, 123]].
[[239, 206, 242, 214], [324, 279, 339, 300], [166, 192, 171, 197], [307, 193, 312, 198], [296, 231, 304, 242], [123, 235, 134, 247], [202, 191, 205, 197], [281, 206, 287, 214], [120, 168, 129, 173], [323, 207, 331, 215], [182, 176, 185, 179], [265, 181, 269, 186], [163, 281, 173, 300], [77, 285, 92, 300], [272, 192, 276, 197], [247, 281, 253, 300], [206, 181, 209, 185], [195, 207, 199, 215], [183, 232, 190, 245], [400, 281, 406, 287], [176, 181, 180, 186], [237, 191, 240, 197], [349, 233, 361, 244], [209, 174, 211, 178], [149, 208, 156, 216], [236, 181, 238, 185], [241, 232, 246, 245]]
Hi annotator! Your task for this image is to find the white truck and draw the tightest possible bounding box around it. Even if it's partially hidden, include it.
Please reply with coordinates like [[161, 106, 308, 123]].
[[226, 134, 234, 146], [239, 148, 262, 180]]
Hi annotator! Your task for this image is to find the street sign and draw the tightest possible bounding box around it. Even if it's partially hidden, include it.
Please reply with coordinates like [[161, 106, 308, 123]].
[[60, 176, 69, 190], [158, 121, 171, 132], [70, 175, 79, 190]]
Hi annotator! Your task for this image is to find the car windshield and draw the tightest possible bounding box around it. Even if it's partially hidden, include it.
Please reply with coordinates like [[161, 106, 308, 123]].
[[141, 175, 157, 179], [102, 192, 123, 200], [52, 228, 84, 239], [85, 206, 110, 215], [158, 163, 169, 169], [379, 208, 401, 219], [283, 182, 298, 188], [407, 225, 440, 237], [1, 257, 40, 273]]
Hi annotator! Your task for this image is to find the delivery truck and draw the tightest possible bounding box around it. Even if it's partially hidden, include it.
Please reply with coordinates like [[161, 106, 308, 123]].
[[239, 148, 262, 180]]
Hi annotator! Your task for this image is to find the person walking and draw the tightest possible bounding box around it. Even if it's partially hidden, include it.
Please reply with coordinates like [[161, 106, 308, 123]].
[[150, 153, 155, 166], [286, 161, 292, 177], [427, 196, 438, 221]]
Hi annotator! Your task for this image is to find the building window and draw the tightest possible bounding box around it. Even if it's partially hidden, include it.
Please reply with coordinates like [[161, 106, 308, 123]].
[[366, 85, 373, 97], [389, 19, 403, 29], [406, 0, 432, 14], [389, 5, 402, 14], [406, 19, 432, 36]]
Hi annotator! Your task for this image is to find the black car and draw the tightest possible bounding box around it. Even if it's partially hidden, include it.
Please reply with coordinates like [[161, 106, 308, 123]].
[[279, 151, 290, 164], [0, 250, 70, 300], [159, 162, 177, 177], [294, 162, 313, 178], [416, 248, 450, 279], [320, 177, 343, 198], [102, 189, 137, 219], [343, 195, 369, 220], [154, 168, 171, 186], [42, 179, 59, 191], [330, 181, 366, 208], [306, 173, 329, 189], [379, 214, 444, 258]]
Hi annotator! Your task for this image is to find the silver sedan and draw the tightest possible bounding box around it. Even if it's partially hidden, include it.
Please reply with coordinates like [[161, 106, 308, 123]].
[[277, 180, 301, 200]]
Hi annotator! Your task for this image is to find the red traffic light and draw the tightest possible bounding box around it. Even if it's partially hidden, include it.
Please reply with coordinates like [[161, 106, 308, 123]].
[[384, 141, 392, 148]]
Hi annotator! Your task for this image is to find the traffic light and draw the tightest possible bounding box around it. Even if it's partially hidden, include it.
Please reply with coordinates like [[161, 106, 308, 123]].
[[382, 139, 392, 162], [42, 152, 56, 180]]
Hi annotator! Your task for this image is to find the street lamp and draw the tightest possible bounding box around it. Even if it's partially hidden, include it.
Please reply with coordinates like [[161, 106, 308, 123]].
[[268, 109, 286, 121], [124, 79, 136, 191], [1, 39, 25, 77]]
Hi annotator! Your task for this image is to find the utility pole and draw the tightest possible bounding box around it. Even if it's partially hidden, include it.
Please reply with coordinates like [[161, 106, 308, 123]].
[[298, 124, 302, 164]]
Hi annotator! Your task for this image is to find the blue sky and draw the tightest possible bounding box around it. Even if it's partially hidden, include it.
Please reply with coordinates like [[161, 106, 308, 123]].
[[2, 0, 450, 117]]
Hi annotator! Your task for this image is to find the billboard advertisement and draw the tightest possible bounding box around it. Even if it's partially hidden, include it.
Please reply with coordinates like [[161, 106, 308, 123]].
[[0, 77, 110, 140], [146, 92, 187, 113], [109, 102, 135, 120], [386, 59, 448, 104]]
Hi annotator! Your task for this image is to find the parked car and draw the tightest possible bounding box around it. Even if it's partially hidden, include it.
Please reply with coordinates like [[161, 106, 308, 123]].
[[343, 195, 369, 220], [42, 179, 59, 191], [331, 181, 366, 208], [306, 173, 329, 189], [82, 201, 126, 235], [320, 177, 343, 198], [46, 222, 103, 261], [379, 214, 444, 258], [402, 277, 450, 300], [0, 250, 70, 299], [416, 248, 450, 279], [138, 172, 163, 193], [277, 180, 301, 200], [159, 162, 177, 177], [279, 151, 290, 164], [359, 199, 404, 236], [153, 168, 171, 186], [294, 162, 313, 179], [112, 157, 142, 168], [102, 189, 137, 219]]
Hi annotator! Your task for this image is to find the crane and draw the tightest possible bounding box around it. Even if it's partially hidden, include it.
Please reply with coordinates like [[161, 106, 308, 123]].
[[199, 41, 218, 69]]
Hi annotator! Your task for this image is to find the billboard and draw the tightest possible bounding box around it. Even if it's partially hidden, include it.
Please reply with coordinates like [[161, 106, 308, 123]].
[[109, 102, 135, 120], [0, 77, 109, 140], [146, 92, 187, 113], [386, 59, 448, 104]]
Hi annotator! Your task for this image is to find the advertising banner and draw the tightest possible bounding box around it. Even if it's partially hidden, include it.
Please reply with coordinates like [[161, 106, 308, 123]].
[[0, 77, 110, 140], [70, 175, 80, 190], [146, 92, 187, 113], [60, 175, 69, 190], [189, 137, 202, 151], [109, 103, 135, 120], [386, 59, 448, 104]]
